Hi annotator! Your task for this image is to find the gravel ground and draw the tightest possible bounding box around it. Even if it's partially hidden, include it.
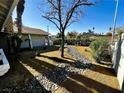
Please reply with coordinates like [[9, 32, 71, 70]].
[[33, 46, 93, 92], [0, 46, 93, 93], [0, 78, 50, 93]]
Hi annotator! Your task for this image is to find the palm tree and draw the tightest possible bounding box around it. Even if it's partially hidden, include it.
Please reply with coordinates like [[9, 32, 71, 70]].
[[109, 27, 112, 31], [14, 0, 25, 52], [93, 27, 95, 31], [17, 0, 25, 35]]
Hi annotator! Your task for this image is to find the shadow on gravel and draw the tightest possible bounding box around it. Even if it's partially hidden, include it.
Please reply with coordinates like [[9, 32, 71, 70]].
[[39, 55, 75, 63], [88, 64, 116, 77], [39, 55, 91, 69], [20, 56, 120, 93], [2, 45, 119, 93], [0, 55, 50, 93]]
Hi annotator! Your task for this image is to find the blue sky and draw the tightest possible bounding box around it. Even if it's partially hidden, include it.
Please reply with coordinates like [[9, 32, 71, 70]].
[[12, 0, 124, 35]]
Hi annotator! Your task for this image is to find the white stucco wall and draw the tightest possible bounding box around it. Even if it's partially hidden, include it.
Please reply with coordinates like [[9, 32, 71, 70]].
[[20, 34, 30, 48], [31, 35, 46, 48], [21, 34, 47, 48], [112, 33, 124, 91], [117, 40, 124, 89]]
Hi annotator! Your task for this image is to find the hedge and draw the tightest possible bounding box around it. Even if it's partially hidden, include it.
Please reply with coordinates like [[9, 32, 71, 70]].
[[53, 38, 94, 46]]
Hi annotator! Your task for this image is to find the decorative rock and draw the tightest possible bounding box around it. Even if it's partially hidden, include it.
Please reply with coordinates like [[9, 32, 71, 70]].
[[0, 47, 93, 93]]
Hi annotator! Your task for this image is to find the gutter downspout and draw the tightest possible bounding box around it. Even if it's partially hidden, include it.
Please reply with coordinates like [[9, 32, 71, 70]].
[[28, 34, 33, 49]]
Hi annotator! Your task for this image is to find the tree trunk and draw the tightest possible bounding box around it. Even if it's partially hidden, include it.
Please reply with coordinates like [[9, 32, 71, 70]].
[[17, 13, 22, 35], [61, 31, 65, 57], [15, 0, 25, 53]]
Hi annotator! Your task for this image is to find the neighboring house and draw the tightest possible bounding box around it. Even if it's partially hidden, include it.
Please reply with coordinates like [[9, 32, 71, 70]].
[[14, 25, 52, 49], [0, 0, 53, 50]]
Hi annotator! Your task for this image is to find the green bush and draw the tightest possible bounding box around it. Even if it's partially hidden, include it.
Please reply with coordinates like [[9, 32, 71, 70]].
[[53, 38, 61, 45], [89, 38, 109, 62], [53, 38, 94, 46]]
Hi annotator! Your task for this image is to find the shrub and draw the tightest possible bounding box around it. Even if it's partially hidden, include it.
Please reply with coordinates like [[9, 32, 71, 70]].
[[79, 38, 94, 46], [89, 38, 109, 62], [53, 38, 94, 46], [106, 32, 112, 36], [53, 38, 61, 45]]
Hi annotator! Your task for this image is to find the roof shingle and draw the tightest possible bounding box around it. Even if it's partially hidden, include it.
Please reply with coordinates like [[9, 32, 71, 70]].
[[14, 25, 49, 36]]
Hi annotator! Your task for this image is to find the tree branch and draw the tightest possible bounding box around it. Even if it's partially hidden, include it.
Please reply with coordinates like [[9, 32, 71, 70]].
[[63, 0, 94, 30], [47, 0, 58, 10], [42, 16, 60, 31], [58, 0, 63, 30]]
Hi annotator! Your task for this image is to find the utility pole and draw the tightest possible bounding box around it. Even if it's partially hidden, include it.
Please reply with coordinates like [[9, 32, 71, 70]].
[[112, 0, 119, 43]]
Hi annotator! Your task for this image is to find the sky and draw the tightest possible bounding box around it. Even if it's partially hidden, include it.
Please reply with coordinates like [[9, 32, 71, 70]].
[[12, 0, 124, 35]]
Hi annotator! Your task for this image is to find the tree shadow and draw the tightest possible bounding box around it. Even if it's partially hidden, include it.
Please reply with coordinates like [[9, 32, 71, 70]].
[[59, 77, 94, 93], [39, 55, 75, 63], [38, 55, 91, 70], [20, 58, 91, 93], [20, 56, 120, 93], [62, 75, 121, 93], [89, 63, 116, 76], [0, 55, 50, 93], [39, 55, 116, 77]]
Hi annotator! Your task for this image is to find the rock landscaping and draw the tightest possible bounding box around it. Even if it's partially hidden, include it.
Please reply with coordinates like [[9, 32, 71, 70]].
[[0, 46, 120, 93], [34, 47, 93, 92], [0, 47, 93, 93], [0, 78, 50, 93]]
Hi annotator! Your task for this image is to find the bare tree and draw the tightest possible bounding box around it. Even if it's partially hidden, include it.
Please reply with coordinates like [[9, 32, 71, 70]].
[[40, 0, 94, 57]]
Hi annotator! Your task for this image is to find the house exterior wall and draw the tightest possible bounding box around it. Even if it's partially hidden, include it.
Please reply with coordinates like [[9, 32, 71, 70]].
[[116, 40, 124, 90], [21, 34, 47, 49], [20, 34, 30, 48], [0, 32, 10, 52], [112, 33, 124, 92], [31, 35, 46, 48]]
